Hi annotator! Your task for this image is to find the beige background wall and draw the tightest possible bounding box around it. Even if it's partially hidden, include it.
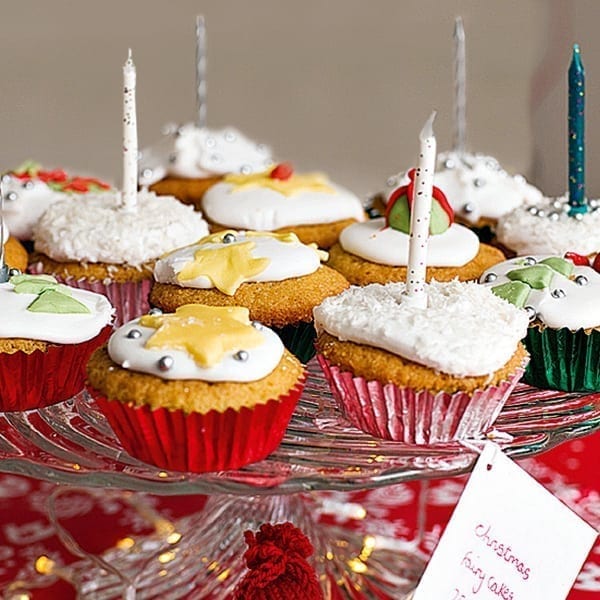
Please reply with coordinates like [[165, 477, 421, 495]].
[[0, 1, 593, 200]]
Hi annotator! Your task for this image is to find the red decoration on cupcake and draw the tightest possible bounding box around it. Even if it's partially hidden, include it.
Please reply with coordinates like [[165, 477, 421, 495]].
[[593, 253, 600, 273], [10, 162, 111, 194], [385, 168, 454, 235], [234, 522, 323, 600], [270, 163, 294, 181], [564, 251, 590, 267]]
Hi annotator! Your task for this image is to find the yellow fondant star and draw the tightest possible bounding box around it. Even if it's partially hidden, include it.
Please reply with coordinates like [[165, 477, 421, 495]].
[[177, 241, 269, 295], [139, 304, 263, 368], [224, 168, 335, 196]]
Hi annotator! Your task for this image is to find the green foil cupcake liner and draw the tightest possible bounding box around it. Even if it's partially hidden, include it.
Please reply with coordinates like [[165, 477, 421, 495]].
[[272, 322, 316, 364], [524, 325, 600, 392]]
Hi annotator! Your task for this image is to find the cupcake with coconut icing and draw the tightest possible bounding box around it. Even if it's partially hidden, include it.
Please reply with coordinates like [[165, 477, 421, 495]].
[[380, 152, 542, 236], [150, 229, 349, 362], [313, 280, 529, 443], [0, 273, 113, 410], [495, 195, 600, 256], [30, 189, 208, 325], [201, 163, 365, 249], [480, 253, 600, 391], [328, 169, 504, 285], [87, 303, 305, 473], [1, 162, 112, 242], [139, 124, 274, 210]]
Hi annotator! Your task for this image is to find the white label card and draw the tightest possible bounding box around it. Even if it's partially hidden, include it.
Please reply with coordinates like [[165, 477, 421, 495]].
[[413, 442, 598, 600]]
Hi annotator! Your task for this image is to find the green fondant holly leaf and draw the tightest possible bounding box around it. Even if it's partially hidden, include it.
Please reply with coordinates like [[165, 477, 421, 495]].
[[387, 193, 411, 233], [430, 200, 452, 235], [13, 160, 40, 177], [491, 281, 531, 308], [10, 274, 59, 295], [507, 265, 554, 290], [27, 289, 90, 314], [538, 257, 574, 278]]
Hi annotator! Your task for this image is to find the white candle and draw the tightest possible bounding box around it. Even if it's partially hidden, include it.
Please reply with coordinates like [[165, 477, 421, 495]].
[[122, 49, 138, 210], [406, 111, 437, 308], [196, 15, 207, 129]]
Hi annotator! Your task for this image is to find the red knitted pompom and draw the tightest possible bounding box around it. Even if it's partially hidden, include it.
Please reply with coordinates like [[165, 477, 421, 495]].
[[234, 522, 323, 600]]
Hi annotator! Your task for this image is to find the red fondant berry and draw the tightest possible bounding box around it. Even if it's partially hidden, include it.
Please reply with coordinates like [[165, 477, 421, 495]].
[[564, 251, 590, 267], [270, 162, 294, 181], [592, 253, 600, 273]]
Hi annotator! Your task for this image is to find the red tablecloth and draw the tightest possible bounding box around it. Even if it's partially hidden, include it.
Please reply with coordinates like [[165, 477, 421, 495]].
[[0, 432, 597, 599]]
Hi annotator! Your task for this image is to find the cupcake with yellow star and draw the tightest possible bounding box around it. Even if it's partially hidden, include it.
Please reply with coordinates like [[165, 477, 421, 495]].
[[149, 230, 349, 362], [86, 303, 305, 473], [199, 162, 366, 249]]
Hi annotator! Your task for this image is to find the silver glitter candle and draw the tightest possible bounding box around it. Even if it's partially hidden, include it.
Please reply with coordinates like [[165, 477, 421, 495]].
[[196, 15, 207, 129], [453, 16, 466, 155], [122, 49, 138, 210]]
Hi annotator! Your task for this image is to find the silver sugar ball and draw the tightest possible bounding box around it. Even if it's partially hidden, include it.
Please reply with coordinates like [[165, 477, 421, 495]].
[[126, 329, 142, 339], [224, 131, 236, 142], [552, 199, 563, 210], [588, 198, 599, 209], [1, 174, 11, 183], [523, 256, 537, 266], [527, 206, 539, 215], [210, 154, 222, 163], [158, 356, 174, 371], [548, 211, 560, 221], [575, 275, 589, 286], [462, 203, 475, 214], [148, 307, 163, 315], [573, 212, 584, 221], [222, 233, 236, 244], [8, 268, 21, 277], [251, 321, 263, 330], [525, 306, 537, 321], [240, 164, 252, 175], [175, 126, 185, 137], [206, 137, 216, 148], [473, 178, 486, 188], [168, 153, 177, 164], [551, 288, 566, 299], [141, 168, 153, 179], [23, 180, 34, 190], [234, 350, 249, 362], [536, 209, 546, 218], [257, 143, 268, 153], [6, 191, 18, 202], [386, 176, 398, 188], [483, 273, 497, 283], [443, 158, 455, 169]]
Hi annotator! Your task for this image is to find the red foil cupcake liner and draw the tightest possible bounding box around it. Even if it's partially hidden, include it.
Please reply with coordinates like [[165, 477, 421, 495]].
[[317, 356, 525, 444], [0, 326, 112, 412], [88, 375, 306, 473], [28, 263, 151, 327]]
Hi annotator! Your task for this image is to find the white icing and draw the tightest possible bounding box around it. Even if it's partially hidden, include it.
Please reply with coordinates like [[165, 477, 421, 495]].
[[495, 196, 600, 255], [313, 280, 528, 377], [383, 152, 542, 224], [138, 124, 274, 186], [154, 232, 322, 289], [1, 176, 68, 240], [33, 190, 209, 267], [202, 181, 365, 230], [0, 282, 113, 343], [339, 218, 479, 267], [480, 256, 600, 330], [108, 317, 283, 382]]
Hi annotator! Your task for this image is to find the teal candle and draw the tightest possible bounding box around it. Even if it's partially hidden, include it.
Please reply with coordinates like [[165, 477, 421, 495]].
[[568, 44, 587, 215]]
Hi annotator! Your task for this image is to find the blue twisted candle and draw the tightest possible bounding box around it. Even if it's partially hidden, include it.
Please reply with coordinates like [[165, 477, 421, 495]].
[[568, 44, 587, 215]]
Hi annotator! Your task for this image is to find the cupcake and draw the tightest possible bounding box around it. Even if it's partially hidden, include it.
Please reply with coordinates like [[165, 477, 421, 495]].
[[86, 304, 305, 473], [138, 124, 274, 210], [1, 161, 111, 243], [495, 195, 600, 256], [30, 189, 208, 326], [327, 169, 504, 285], [149, 230, 349, 362], [313, 280, 529, 443], [200, 163, 366, 249], [381, 152, 542, 237], [0, 273, 113, 411], [480, 253, 600, 391]]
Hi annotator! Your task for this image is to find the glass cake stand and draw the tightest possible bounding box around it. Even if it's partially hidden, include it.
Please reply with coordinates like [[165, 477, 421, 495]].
[[1, 359, 599, 599]]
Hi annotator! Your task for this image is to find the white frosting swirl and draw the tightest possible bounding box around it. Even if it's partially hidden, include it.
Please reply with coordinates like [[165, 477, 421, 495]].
[[313, 280, 528, 377], [0, 282, 113, 343], [1, 177, 68, 241], [202, 181, 365, 230], [383, 152, 542, 224], [138, 124, 274, 186], [339, 218, 479, 266], [480, 255, 600, 330], [33, 190, 209, 267], [154, 231, 323, 288], [108, 317, 283, 382], [495, 196, 600, 255]]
